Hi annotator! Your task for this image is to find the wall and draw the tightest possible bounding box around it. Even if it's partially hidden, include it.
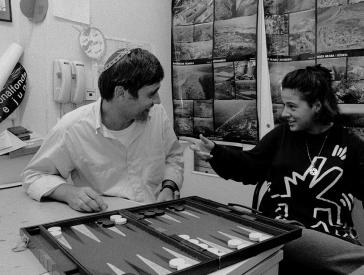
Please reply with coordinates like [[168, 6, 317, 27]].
[[90, 0, 174, 119], [0, 0, 173, 136]]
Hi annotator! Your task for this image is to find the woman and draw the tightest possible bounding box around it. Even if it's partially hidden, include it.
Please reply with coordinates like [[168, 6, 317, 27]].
[[182, 65, 364, 274]]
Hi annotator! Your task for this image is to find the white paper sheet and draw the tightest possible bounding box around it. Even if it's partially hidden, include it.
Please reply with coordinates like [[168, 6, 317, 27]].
[[0, 130, 27, 156], [53, 0, 90, 24], [0, 130, 12, 151], [0, 43, 24, 90]]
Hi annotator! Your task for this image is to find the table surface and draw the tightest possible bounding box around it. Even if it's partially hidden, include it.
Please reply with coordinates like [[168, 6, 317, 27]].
[[0, 186, 281, 275]]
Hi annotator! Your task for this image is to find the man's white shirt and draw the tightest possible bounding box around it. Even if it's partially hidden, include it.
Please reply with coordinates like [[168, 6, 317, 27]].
[[22, 99, 184, 203]]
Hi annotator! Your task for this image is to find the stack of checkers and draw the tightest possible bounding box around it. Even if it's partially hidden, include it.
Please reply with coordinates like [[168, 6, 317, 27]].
[[247, 232, 263, 242], [109, 214, 127, 225], [138, 209, 165, 218], [169, 257, 191, 271], [227, 234, 262, 250], [239, 227, 264, 242], [178, 234, 224, 256], [227, 239, 244, 249], [168, 204, 185, 211], [48, 226, 62, 239]]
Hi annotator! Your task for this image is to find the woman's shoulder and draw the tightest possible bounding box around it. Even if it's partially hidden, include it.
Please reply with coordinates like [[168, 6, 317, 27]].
[[331, 123, 364, 148], [264, 123, 289, 139], [257, 123, 291, 148], [345, 128, 364, 147]]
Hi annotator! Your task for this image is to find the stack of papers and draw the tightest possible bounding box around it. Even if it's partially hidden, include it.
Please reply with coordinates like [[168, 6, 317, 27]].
[[0, 130, 43, 157], [0, 130, 27, 155]]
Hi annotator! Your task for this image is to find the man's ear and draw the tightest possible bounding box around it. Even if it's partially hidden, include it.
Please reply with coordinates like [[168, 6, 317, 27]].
[[114, 86, 125, 98]]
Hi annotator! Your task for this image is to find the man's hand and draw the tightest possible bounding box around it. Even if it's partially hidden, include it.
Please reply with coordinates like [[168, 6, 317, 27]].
[[179, 134, 215, 160], [48, 184, 108, 212]]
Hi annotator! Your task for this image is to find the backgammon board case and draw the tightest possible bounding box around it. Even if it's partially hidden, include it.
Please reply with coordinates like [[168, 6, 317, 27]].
[[20, 196, 302, 275]]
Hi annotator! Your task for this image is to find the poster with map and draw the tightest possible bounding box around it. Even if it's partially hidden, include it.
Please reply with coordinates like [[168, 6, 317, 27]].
[[264, 0, 364, 137], [172, 0, 259, 145]]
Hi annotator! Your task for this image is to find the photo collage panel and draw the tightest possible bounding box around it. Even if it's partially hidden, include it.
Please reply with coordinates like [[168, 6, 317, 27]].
[[172, 0, 259, 145], [264, 0, 364, 135]]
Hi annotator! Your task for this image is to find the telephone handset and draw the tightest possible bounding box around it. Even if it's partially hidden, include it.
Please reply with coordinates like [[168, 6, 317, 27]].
[[70, 61, 86, 104], [53, 59, 72, 103]]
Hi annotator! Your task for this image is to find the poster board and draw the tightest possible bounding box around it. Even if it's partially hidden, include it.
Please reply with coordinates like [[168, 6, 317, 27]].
[[171, 0, 259, 145], [265, 0, 364, 138]]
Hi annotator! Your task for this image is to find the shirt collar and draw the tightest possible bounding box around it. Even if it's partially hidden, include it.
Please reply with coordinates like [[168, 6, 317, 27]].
[[93, 97, 154, 136], [94, 98, 103, 133]]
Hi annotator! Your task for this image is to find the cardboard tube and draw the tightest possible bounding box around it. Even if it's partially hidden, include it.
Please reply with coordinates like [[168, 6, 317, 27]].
[[0, 43, 24, 89]]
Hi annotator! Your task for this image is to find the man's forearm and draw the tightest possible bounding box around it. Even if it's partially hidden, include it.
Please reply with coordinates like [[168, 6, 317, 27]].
[[46, 183, 71, 202], [22, 169, 67, 201]]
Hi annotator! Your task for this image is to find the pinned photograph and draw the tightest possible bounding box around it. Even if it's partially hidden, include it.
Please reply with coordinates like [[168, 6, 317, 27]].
[[214, 14, 257, 60], [215, 0, 257, 20], [173, 100, 193, 118], [214, 100, 258, 143], [289, 9, 315, 57], [172, 0, 213, 26], [0, 0, 11, 22], [173, 23, 213, 61], [317, 3, 364, 53], [172, 64, 214, 100], [194, 100, 213, 118], [214, 62, 235, 99]]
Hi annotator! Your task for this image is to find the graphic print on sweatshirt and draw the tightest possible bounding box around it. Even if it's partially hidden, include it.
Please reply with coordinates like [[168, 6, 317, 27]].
[[269, 145, 354, 238]]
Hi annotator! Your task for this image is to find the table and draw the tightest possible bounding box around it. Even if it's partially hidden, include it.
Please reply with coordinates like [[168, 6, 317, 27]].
[[0, 186, 283, 275]]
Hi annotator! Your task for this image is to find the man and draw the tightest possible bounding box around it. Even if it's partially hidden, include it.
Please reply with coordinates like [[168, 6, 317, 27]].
[[22, 48, 184, 212]]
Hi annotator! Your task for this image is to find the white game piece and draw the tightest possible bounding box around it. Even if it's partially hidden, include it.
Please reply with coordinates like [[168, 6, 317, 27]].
[[178, 234, 190, 240], [114, 217, 127, 225], [48, 226, 61, 232], [110, 215, 122, 222], [227, 238, 244, 249], [197, 243, 209, 249], [169, 258, 186, 269], [188, 239, 199, 245], [50, 230, 62, 239], [249, 232, 262, 242]]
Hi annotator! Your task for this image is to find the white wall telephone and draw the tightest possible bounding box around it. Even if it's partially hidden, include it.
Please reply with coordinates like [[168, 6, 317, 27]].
[[53, 59, 86, 104], [53, 59, 72, 103], [70, 61, 86, 104]]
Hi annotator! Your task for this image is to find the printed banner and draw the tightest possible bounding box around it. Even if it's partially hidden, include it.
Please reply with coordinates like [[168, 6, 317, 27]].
[[0, 63, 27, 123]]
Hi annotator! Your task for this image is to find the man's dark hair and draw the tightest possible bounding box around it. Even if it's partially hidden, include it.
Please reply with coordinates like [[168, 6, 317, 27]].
[[282, 64, 339, 123], [98, 48, 164, 100]]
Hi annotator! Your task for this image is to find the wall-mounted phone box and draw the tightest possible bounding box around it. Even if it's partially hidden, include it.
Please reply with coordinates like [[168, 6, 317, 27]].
[[53, 59, 72, 103], [70, 61, 86, 104]]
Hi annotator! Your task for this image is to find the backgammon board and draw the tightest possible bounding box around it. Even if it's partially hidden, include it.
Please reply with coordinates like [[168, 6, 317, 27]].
[[20, 196, 302, 274]]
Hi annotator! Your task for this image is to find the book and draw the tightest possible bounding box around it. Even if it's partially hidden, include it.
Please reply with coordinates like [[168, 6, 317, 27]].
[[16, 133, 31, 141], [7, 132, 43, 159], [7, 126, 32, 136]]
